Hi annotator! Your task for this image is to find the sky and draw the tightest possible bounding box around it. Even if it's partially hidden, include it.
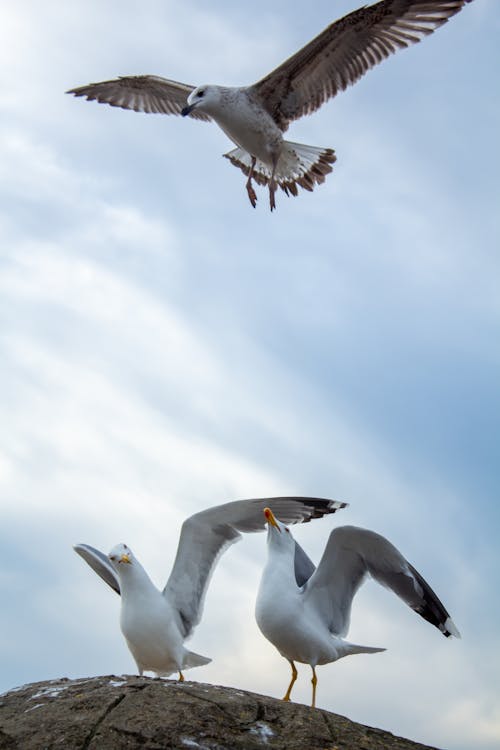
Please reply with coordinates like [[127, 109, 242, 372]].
[[0, 0, 498, 747]]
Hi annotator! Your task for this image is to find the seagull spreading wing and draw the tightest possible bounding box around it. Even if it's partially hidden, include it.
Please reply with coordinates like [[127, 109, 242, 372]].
[[67, 0, 474, 211], [256, 508, 460, 707], [74, 496, 347, 680]]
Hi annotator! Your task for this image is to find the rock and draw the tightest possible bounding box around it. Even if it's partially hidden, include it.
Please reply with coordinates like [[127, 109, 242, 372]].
[[0, 675, 442, 750]]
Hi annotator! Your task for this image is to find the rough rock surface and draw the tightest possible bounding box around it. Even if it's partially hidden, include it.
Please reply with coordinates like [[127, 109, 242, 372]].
[[0, 675, 442, 750]]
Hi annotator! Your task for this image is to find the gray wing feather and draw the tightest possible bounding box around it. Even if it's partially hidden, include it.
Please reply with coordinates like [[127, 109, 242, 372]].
[[67, 74, 212, 122], [304, 525, 460, 638], [252, 0, 473, 130], [164, 496, 347, 639], [74, 543, 120, 595]]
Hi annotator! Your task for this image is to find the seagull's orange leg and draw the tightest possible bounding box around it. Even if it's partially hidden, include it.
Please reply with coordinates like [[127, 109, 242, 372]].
[[283, 660, 298, 702], [178, 671, 185, 682], [246, 156, 258, 208], [311, 666, 318, 708]]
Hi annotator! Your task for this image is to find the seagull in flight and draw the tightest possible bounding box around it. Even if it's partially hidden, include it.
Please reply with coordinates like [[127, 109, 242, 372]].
[[74, 496, 347, 680], [256, 508, 460, 707], [67, 0, 474, 211]]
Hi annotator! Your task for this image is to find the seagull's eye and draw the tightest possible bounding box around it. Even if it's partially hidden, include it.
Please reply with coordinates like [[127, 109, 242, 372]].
[[198, 90, 205, 98], [285, 528, 290, 534]]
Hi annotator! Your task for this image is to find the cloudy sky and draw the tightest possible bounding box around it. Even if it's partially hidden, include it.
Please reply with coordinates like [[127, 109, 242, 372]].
[[0, 1, 498, 747]]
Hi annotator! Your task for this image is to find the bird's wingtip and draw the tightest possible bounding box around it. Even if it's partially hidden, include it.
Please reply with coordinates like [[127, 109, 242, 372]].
[[330, 499, 349, 512], [444, 617, 461, 639]]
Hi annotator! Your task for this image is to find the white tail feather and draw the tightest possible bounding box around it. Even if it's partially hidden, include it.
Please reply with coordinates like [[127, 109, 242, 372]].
[[338, 642, 386, 659], [224, 140, 336, 198], [182, 650, 212, 670]]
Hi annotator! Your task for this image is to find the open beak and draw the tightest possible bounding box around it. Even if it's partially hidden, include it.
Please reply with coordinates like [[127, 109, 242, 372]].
[[181, 103, 195, 117], [119, 553, 131, 564], [264, 507, 281, 532]]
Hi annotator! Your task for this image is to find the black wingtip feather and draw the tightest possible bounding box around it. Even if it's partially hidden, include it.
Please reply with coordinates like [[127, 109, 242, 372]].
[[299, 498, 349, 523], [408, 563, 457, 637]]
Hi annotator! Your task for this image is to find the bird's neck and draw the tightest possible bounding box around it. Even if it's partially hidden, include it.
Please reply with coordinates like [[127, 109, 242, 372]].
[[264, 543, 298, 589], [118, 562, 157, 599]]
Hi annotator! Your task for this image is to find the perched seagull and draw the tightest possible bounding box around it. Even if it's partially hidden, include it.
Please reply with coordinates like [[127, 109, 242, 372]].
[[74, 496, 347, 680], [67, 0, 474, 211], [256, 508, 460, 707]]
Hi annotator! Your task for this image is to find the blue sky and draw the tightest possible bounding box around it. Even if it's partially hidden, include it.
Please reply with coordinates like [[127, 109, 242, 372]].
[[0, 1, 499, 747]]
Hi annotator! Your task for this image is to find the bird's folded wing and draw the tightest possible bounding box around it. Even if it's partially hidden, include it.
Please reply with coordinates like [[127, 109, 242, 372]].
[[303, 525, 460, 638], [163, 496, 347, 639], [294, 539, 316, 587], [74, 543, 121, 595], [251, 0, 472, 129], [67, 75, 212, 121]]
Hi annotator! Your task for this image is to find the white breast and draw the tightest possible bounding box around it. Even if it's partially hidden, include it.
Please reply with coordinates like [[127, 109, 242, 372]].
[[256, 574, 341, 667], [120, 590, 183, 675], [212, 89, 283, 165]]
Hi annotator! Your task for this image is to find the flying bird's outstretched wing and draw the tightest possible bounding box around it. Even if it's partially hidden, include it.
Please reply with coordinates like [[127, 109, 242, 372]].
[[304, 525, 461, 639], [252, 0, 473, 130], [67, 75, 212, 121], [163, 496, 347, 639]]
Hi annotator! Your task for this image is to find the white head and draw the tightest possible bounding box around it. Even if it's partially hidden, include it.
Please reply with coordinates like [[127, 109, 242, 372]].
[[264, 507, 296, 552], [107, 543, 155, 593], [108, 542, 134, 568], [181, 85, 222, 117]]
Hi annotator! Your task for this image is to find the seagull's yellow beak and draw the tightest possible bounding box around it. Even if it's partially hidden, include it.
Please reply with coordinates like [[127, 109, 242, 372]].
[[264, 507, 281, 531], [119, 553, 131, 564]]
